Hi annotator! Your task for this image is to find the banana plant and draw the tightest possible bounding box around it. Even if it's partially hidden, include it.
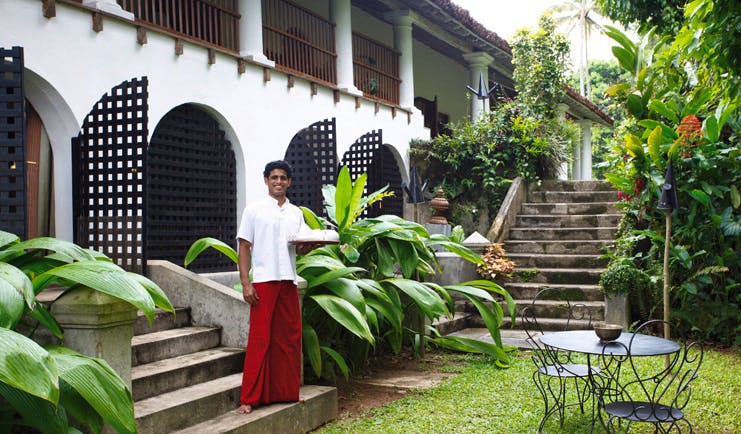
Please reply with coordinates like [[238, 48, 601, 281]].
[[0, 230, 174, 433]]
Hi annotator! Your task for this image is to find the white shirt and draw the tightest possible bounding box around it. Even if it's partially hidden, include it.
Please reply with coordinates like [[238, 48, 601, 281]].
[[236, 196, 307, 283]]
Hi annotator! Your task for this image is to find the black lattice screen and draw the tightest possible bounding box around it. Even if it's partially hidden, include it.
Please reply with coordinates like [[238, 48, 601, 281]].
[[146, 105, 236, 272], [0, 47, 27, 238], [284, 118, 337, 216], [73, 77, 148, 274], [341, 131, 403, 218]]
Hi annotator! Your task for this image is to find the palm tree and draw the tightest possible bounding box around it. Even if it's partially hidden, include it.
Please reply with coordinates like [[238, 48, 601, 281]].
[[547, 0, 605, 98]]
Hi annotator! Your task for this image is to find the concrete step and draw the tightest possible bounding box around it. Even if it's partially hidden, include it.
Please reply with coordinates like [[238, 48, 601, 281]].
[[515, 214, 621, 228], [135, 373, 242, 433], [508, 253, 607, 268], [510, 299, 604, 322], [135, 307, 191, 335], [503, 282, 603, 302], [501, 316, 595, 331], [132, 347, 245, 401], [507, 227, 617, 241], [171, 385, 337, 434], [132, 326, 222, 366], [432, 312, 472, 335], [504, 240, 612, 255], [527, 190, 617, 203], [536, 180, 614, 192], [511, 268, 603, 285], [520, 202, 618, 215]]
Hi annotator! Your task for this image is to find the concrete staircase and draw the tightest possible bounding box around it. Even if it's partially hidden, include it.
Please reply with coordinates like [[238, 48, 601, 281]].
[[502, 180, 618, 330], [132, 306, 336, 433]]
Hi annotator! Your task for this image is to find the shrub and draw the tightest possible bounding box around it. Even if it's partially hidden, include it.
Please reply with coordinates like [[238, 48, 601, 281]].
[[477, 243, 515, 281]]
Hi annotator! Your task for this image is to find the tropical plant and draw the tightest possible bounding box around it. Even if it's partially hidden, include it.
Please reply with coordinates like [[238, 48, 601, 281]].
[[186, 167, 518, 379], [600, 18, 740, 344], [476, 243, 515, 281], [0, 230, 174, 433]]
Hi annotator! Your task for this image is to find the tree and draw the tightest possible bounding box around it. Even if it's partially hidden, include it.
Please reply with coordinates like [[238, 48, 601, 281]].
[[547, 0, 605, 98], [595, 0, 686, 34]]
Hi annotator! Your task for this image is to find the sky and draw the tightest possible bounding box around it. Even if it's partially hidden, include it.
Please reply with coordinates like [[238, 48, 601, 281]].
[[451, 0, 620, 66]]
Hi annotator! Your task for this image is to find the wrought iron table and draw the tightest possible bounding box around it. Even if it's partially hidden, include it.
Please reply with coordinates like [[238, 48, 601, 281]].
[[538, 330, 681, 432]]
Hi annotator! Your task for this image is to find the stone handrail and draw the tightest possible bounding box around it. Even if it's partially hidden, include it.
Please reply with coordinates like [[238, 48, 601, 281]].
[[486, 176, 526, 242]]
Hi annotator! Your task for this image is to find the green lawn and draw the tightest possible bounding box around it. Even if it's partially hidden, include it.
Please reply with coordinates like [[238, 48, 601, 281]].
[[317, 348, 740, 433]]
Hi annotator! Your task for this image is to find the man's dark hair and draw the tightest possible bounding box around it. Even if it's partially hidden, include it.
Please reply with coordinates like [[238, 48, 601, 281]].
[[263, 160, 293, 179]]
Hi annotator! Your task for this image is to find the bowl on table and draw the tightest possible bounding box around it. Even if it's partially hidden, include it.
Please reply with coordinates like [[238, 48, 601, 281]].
[[594, 323, 623, 342]]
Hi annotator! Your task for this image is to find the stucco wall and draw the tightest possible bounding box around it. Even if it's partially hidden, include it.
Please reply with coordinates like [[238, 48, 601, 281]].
[[2, 0, 427, 240], [413, 40, 470, 123]]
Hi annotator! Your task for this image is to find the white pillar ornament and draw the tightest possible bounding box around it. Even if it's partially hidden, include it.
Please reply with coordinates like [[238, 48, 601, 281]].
[[238, 0, 275, 67], [578, 120, 593, 180], [331, 0, 362, 95], [385, 10, 415, 110]]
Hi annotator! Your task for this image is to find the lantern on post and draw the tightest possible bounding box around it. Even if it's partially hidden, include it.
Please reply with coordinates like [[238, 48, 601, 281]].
[[657, 159, 679, 347]]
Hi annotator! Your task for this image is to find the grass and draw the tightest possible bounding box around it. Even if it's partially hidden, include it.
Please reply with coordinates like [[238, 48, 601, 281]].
[[317, 348, 740, 433]]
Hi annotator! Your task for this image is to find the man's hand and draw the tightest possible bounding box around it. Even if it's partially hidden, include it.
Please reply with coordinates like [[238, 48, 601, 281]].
[[296, 242, 322, 255], [242, 281, 259, 305]]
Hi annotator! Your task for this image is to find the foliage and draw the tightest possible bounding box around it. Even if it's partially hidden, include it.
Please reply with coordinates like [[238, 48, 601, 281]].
[[596, 0, 686, 34], [599, 262, 652, 296], [600, 19, 740, 344], [185, 167, 518, 381], [511, 16, 571, 118], [476, 244, 515, 281], [410, 102, 575, 231], [0, 230, 174, 433], [317, 348, 741, 433]]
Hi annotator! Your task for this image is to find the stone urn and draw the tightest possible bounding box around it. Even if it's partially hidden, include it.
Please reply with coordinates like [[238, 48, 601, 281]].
[[428, 188, 449, 225]]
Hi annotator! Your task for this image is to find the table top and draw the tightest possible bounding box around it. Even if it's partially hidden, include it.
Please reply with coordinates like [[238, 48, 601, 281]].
[[539, 330, 680, 357]]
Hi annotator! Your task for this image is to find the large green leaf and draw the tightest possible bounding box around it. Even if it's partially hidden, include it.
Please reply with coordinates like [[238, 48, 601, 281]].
[[647, 126, 664, 167], [297, 254, 347, 273], [454, 292, 503, 347], [428, 240, 483, 265], [703, 115, 719, 143], [0, 262, 35, 308], [302, 324, 322, 378], [305, 267, 364, 289], [0, 230, 19, 248], [28, 302, 64, 339], [335, 167, 353, 231], [310, 294, 374, 344], [374, 238, 396, 278], [322, 277, 366, 314], [5, 237, 96, 263], [320, 346, 349, 380], [0, 277, 26, 329], [648, 100, 678, 123], [689, 189, 711, 209], [348, 172, 368, 225], [0, 328, 59, 403], [458, 279, 517, 321], [427, 335, 511, 364], [382, 279, 448, 319], [49, 347, 136, 434], [33, 261, 156, 321], [126, 272, 174, 314], [611, 46, 636, 73], [184, 237, 238, 268], [0, 382, 69, 434], [300, 206, 326, 230], [638, 119, 678, 140], [387, 238, 419, 278]]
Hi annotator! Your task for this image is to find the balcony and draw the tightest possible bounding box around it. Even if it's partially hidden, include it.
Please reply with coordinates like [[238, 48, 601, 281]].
[[262, 0, 337, 85], [352, 33, 400, 105], [118, 0, 240, 52]]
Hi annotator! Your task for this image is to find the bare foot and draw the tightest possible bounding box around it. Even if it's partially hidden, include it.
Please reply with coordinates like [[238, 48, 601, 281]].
[[299, 396, 306, 403], [235, 404, 252, 414]]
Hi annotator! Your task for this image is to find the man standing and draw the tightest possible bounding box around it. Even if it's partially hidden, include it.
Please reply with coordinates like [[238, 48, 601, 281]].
[[235, 160, 310, 414]]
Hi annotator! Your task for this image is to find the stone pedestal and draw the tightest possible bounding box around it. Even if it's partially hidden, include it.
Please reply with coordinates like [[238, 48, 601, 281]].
[[51, 287, 137, 387], [604, 294, 629, 329]]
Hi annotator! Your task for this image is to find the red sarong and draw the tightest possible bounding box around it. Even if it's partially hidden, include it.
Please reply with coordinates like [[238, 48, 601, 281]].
[[239, 280, 302, 406]]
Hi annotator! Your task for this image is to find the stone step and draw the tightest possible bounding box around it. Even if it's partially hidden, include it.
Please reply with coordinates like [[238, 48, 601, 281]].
[[432, 312, 472, 335], [503, 283, 603, 302], [508, 253, 607, 268], [132, 347, 245, 401], [132, 326, 222, 366], [135, 307, 191, 336], [527, 190, 617, 203], [520, 202, 618, 215], [501, 316, 595, 331], [507, 227, 617, 241], [511, 268, 603, 285], [509, 299, 604, 322], [536, 180, 614, 192], [515, 214, 621, 228], [504, 240, 612, 255], [135, 373, 242, 433], [171, 385, 338, 434]]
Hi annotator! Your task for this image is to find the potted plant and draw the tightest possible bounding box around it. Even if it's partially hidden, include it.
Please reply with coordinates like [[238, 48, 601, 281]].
[[599, 261, 651, 328]]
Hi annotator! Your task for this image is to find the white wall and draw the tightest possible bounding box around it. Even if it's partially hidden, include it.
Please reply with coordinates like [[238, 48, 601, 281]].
[[413, 40, 470, 123], [1, 0, 427, 240]]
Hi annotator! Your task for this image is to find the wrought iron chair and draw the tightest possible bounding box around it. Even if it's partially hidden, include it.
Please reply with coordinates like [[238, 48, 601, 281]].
[[522, 287, 598, 432], [597, 319, 704, 433]]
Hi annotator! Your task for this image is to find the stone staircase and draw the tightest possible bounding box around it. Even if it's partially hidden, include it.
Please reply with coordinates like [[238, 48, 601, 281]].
[[132, 306, 336, 433], [502, 180, 619, 330], [445, 180, 619, 345]]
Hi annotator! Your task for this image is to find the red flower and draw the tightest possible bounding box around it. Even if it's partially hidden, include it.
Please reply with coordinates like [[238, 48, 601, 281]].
[[676, 114, 704, 151]]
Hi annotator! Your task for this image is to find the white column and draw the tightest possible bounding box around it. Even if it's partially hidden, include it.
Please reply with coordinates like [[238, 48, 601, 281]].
[[331, 0, 362, 95], [83, 0, 134, 20], [578, 120, 593, 180], [238, 0, 275, 67], [385, 10, 414, 110], [555, 103, 569, 180], [462, 52, 493, 120]]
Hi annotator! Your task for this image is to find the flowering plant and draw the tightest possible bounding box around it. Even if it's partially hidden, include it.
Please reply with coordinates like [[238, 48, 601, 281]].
[[477, 243, 515, 280]]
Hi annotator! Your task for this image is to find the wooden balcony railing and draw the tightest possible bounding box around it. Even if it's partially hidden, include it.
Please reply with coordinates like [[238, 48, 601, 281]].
[[118, 0, 240, 52], [262, 0, 337, 85], [352, 33, 400, 105]]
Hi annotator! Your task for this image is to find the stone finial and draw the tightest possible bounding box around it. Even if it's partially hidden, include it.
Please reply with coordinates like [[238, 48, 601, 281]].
[[428, 188, 449, 225]]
